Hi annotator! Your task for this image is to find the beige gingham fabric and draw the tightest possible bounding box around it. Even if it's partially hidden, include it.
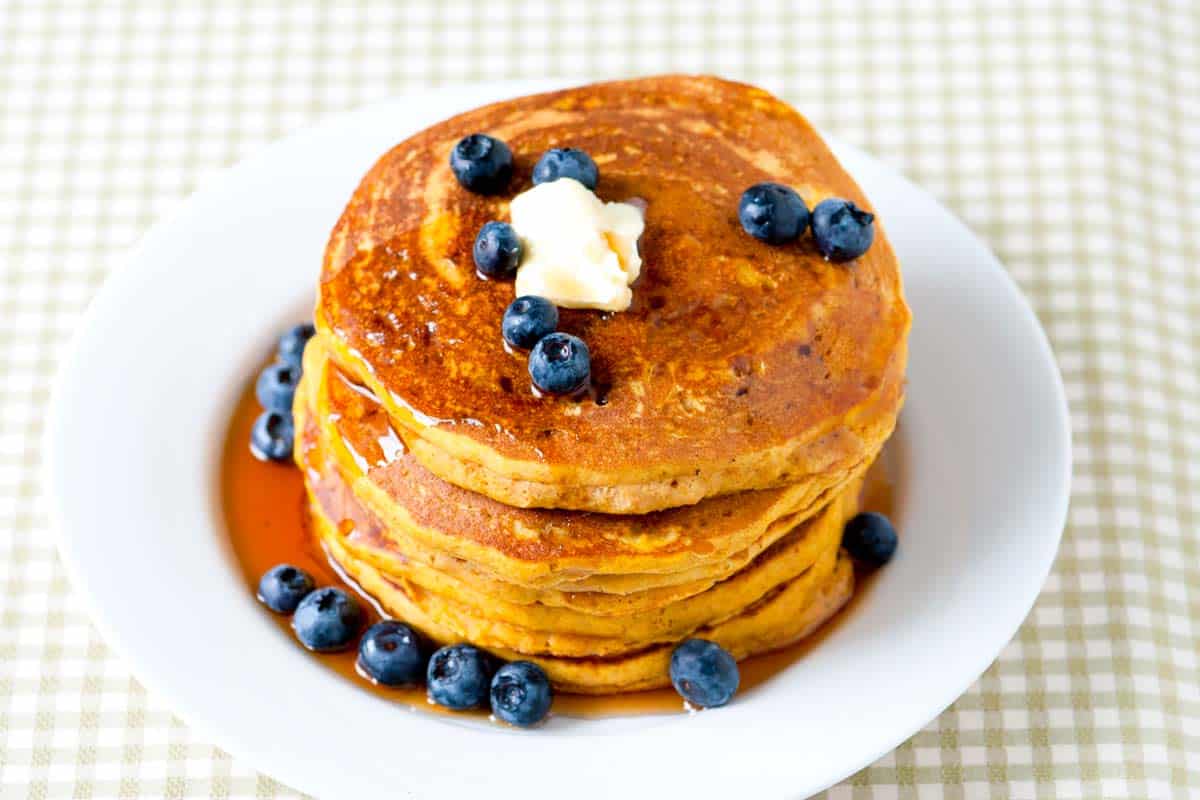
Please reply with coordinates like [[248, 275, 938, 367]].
[[2, 1, 1197, 797]]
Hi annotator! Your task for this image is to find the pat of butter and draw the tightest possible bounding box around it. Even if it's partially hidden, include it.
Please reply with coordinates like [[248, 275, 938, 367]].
[[510, 178, 644, 312]]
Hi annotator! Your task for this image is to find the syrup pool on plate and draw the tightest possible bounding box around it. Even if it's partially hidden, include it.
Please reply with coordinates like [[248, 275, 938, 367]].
[[221, 373, 902, 719]]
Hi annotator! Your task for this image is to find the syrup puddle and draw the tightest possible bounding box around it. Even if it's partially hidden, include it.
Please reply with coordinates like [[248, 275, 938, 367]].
[[222, 376, 902, 721]]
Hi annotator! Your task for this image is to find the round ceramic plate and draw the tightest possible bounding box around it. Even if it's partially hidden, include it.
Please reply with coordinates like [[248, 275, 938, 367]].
[[45, 80, 1070, 800]]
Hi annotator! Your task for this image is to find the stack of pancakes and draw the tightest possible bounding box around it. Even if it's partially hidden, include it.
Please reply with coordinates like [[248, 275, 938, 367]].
[[297, 76, 910, 694]]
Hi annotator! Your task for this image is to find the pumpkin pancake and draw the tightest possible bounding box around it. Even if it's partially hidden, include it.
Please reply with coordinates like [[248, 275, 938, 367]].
[[305, 446, 854, 655], [295, 340, 860, 668], [323, 526, 855, 694], [316, 74, 909, 513], [299, 337, 872, 599]]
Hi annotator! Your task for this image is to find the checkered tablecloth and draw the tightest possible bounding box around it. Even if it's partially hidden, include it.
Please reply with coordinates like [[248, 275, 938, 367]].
[[2, 1, 1197, 797]]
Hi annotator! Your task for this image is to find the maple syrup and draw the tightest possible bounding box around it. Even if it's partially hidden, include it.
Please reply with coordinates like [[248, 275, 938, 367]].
[[221, 377, 901, 719]]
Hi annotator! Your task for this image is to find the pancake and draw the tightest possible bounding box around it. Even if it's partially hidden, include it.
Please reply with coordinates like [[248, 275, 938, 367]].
[[316, 74, 910, 513], [307, 453, 853, 655], [300, 335, 876, 597], [325, 527, 855, 694], [299, 363, 860, 673], [297, 341, 865, 599]]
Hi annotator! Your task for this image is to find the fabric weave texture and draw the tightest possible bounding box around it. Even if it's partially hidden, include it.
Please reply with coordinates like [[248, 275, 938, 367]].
[[1, 1, 1196, 797]]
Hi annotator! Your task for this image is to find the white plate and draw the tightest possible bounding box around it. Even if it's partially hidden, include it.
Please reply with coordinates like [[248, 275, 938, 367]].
[[45, 80, 1070, 800]]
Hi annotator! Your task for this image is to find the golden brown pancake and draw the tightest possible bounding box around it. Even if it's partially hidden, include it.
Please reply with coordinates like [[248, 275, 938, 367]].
[[316, 75, 909, 513], [303, 438, 854, 656], [295, 348, 861, 677], [298, 337, 872, 599], [325, 526, 855, 694]]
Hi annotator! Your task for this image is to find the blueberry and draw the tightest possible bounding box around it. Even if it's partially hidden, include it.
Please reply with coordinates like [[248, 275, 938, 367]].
[[738, 182, 810, 244], [250, 409, 295, 462], [277, 323, 315, 366], [811, 198, 875, 262], [490, 661, 552, 727], [358, 621, 426, 687], [842, 511, 897, 565], [669, 638, 739, 709], [502, 296, 558, 350], [427, 644, 492, 710], [257, 564, 315, 614], [473, 221, 522, 279], [255, 362, 300, 411], [449, 133, 513, 194], [532, 148, 599, 190], [291, 587, 364, 652], [528, 332, 590, 396]]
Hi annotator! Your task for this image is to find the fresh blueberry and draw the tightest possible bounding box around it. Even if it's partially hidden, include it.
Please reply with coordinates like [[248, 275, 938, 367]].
[[473, 221, 523, 279], [277, 323, 315, 366], [842, 511, 897, 565], [502, 296, 559, 350], [669, 638, 740, 709], [490, 661, 552, 727], [250, 409, 295, 462], [811, 198, 875, 262], [358, 621, 426, 687], [449, 133, 513, 194], [528, 332, 590, 396], [427, 644, 492, 710], [532, 148, 599, 190], [255, 362, 300, 411], [738, 182, 810, 244], [291, 587, 363, 652], [257, 564, 315, 614]]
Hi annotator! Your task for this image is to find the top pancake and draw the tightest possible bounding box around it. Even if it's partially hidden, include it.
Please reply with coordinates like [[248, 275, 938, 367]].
[[317, 75, 910, 513]]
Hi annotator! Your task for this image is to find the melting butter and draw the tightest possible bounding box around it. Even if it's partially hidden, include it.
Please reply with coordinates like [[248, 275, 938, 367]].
[[510, 178, 644, 311]]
